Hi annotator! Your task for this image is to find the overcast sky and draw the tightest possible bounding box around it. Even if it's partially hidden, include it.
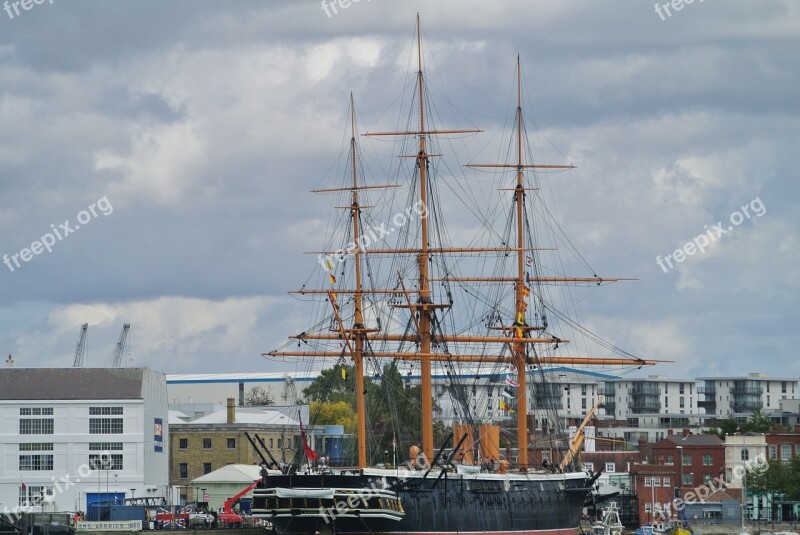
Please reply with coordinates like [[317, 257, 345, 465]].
[[0, 0, 797, 381]]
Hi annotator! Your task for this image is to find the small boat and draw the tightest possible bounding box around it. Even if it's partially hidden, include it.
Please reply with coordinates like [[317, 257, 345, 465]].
[[591, 501, 624, 535]]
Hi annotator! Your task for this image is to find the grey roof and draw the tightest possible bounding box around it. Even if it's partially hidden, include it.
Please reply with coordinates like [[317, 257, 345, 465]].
[[0, 368, 146, 400], [659, 434, 723, 447]]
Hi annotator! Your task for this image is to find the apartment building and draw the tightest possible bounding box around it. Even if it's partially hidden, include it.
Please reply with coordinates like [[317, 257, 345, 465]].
[[698, 373, 798, 419]]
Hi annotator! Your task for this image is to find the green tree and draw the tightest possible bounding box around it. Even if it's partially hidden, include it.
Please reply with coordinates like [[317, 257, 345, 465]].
[[704, 418, 742, 438], [740, 410, 775, 433], [243, 386, 274, 406]]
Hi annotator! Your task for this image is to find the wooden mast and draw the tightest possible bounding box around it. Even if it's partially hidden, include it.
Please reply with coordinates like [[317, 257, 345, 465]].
[[513, 55, 530, 469], [348, 93, 368, 469], [414, 13, 435, 462]]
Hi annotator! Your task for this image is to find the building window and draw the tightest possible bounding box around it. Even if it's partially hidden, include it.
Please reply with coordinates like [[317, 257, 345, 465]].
[[680, 384, 685, 394], [663, 476, 670, 487], [781, 444, 791, 460], [782, 382, 787, 394], [680, 397, 685, 408], [703, 454, 713, 466], [203, 438, 212, 449], [179, 438, 188, 450], [89, 418, 123, 434], [89, 442, 123, 451], [179, 463, 188, 479], [89, 454, 123, 471], [541, 450, 552, 462], [203, 463, 212, 475], [769, 445, 777, 460], [582, 385, 587, 396], [605, 463, 616, 473], [584, 462, 594, 472], [682, 473, 693, 486], [741, 449, 749, 461], [644, 477, 652, 487], [703, 473, 713, 484], [652, 476, 661, 486], [19, 419, 54, 435], [227, 438, 236, 449], [269, 438, 274, 449], [89, 407, 123, 415], [19, 454, 54, 471], [582, 398, 587, 409], [19, 443, 53, 451], [645, 503, 652, 513], [666, 454, 674, 465], [18, 486, 53, 507], [682, 454, 691, 466], [19, 408, 54, 416]]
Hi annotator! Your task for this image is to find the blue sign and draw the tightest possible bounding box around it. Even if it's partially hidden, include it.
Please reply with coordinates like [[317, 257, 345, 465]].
[[154, 418, 163, 452]]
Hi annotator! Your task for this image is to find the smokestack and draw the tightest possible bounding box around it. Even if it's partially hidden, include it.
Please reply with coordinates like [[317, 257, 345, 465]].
[[227, 398, 236, 424]]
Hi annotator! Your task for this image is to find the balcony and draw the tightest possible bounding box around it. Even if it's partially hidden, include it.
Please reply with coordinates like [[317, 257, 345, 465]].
[[732, 386, 763, 395], [732, 401, 763, 413], [630, 392, 661, 414]]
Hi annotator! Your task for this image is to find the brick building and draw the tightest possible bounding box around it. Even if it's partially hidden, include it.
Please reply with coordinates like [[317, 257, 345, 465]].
[[631, 463, 676, 524], [169, 399, 306, 501], [651, 433, 725, 490], [765, 427, 800, 463]]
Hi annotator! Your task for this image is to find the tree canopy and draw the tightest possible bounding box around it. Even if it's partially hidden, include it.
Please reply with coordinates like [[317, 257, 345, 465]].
[[302, 362, 445, 464], [243, 385, 274, 406]]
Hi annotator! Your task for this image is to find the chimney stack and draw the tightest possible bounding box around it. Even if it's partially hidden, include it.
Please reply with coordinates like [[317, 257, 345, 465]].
[[227, 398, 236, 424]]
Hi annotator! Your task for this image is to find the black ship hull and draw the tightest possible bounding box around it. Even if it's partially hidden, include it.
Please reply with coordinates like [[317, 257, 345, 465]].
[[252, 469, 590, 535]]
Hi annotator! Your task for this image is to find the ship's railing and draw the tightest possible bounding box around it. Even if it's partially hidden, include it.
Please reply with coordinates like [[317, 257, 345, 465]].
[[251, 486, 404, 521]]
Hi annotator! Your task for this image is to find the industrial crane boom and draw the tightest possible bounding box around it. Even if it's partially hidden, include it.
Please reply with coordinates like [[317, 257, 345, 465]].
[[110, 324, 131, 367], [72, 323, 88, 367]]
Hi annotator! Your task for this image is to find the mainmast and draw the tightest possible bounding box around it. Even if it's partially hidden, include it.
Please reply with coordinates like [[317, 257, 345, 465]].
[[349, 94, 368, 468], [513, 55, 529, 469], [414, 13, 435, 462]]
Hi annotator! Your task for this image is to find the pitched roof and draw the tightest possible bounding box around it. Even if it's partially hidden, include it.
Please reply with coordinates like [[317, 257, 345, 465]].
[[0, 368, 147, 400], [659, 434, 723, 447], [191, 464, 263, 484], [702, 488, 743, 502]]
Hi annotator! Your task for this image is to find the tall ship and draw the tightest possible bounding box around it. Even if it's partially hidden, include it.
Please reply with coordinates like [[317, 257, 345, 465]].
[[252, 15, 663, 535]]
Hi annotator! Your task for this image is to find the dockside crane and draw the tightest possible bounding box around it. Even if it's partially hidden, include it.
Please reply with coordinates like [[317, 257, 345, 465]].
[[110, 324, 131, 367], [72, 323, 89, 367]]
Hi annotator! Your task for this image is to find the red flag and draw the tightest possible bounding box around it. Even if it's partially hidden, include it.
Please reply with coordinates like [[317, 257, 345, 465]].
[[21, 482, 26, 490], [299, 416, 318, 461]]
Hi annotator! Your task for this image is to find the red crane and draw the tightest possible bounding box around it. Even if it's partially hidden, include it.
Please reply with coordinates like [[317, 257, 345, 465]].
[[217, 480, 259, 525]]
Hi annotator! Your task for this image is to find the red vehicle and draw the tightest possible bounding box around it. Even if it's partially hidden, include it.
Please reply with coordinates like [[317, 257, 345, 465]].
[[216, 481, 259, 525]]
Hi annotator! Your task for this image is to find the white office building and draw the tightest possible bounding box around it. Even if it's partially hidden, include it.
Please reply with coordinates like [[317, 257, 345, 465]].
[[0, 368, 169, 513]]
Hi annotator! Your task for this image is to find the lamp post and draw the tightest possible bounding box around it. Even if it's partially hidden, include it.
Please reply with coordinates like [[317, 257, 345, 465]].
[[676, 445, 684, 496]]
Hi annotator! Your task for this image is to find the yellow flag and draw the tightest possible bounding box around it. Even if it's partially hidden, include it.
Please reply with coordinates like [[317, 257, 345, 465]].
[[341, 367, 346, 380], [517, 311, 524, 324], [329, 273, 337, 285]]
